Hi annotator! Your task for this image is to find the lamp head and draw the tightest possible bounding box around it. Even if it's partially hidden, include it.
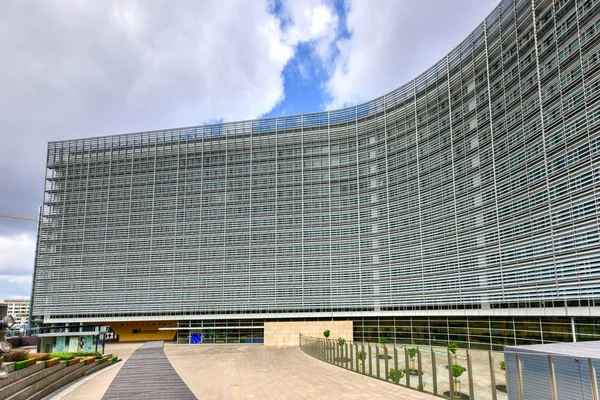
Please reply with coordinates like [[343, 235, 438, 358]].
[[0, 315, 15, 330], [0, 341, 12, 353]]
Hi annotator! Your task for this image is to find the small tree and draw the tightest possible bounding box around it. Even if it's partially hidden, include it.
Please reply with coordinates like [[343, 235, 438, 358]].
[[357, 350, 367, 373], [452, 364, 466, 394], [337, 337, 346, 347], [323, 330, 330, 339], [407, 347, 418, 371], [447, 342, 458, 355], [388, 368, 404, 383]]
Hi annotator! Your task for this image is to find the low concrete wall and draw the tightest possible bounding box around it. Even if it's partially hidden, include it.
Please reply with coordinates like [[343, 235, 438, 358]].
[[264, 321, 353, 347]]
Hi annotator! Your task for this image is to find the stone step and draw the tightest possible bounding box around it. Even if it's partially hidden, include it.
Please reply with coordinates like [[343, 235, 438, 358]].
[[83, 359, 118, 376], [0, 362, 46, 389], [0, 362, 65, 399], [35, 360, 115, 400], [5, 361, 84, 400]]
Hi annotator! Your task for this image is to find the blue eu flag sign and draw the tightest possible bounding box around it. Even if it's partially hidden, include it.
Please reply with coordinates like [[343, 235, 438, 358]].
[[190, 333, 202, 344]]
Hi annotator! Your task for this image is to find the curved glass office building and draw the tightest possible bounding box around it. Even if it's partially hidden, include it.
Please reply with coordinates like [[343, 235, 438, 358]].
[[33, 0, 600, 348]]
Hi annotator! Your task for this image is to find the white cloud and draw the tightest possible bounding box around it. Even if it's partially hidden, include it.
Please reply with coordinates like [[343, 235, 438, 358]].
[[0, 234, 36, 277], [0, 0, 338, 231], [325, 0, 499, 109], [0, 0, 340, 297], [280, 0, 339, 65]]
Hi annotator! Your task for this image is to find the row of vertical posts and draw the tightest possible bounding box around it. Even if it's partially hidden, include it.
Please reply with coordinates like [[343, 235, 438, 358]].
[[301, 335, 600, 400], [299, 335, 502, 400]]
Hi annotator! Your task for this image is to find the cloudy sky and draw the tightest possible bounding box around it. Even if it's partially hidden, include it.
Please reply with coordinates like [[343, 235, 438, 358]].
[[0, 0, 498, 299]]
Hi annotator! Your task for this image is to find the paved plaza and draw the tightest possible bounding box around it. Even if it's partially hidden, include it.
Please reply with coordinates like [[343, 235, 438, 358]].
[[46, 342, 435, 399]]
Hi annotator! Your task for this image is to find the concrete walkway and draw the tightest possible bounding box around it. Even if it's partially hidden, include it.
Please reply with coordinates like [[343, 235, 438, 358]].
[[48, 343, 436, 399], [165, 344, 436, 399]]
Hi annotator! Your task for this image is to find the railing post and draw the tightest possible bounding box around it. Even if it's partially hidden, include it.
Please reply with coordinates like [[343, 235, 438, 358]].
[[447, 349, 454, 399], [589, 358, 599, 400], [405, 346, 411, 387], [489, 351, 497, 400], [417, 348, 423, 391], [349, 342, 353, 371], [368, 343, 372, 376], [384, 345, 389, 381], [467, 349, 474, 399], [345, 342, 349, 369], [432, 348, 437, 395], [376, 343, 380, 379], [515, 353, 524, 400], [320, 339, 324, 360], [548, 355, 558, 400], [394, 346, 399, 384], [361, 343, 366, 374]]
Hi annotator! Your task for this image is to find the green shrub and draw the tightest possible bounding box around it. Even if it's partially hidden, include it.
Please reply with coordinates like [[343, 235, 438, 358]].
[[407, 347, 418, 359], [49, 352, 76, 360], [388, 368, 404, 382], [357, 350, 367, 361], [499, 361, 506, 371], [379, 337, 388, 345], [323, 330, 330, 338], [337, 337, 346, 346], [452, 364, 466, 379], [2, 350, 30, 362], [14, 359, 35, 371], [447, 343, 458, 355]]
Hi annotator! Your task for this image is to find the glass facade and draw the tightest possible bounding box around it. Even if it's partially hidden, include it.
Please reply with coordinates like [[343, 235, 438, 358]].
[[33, 0, 600, 345]]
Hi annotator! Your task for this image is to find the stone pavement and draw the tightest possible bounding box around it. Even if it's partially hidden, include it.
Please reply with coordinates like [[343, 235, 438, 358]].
[[165, 344, 436, 399], [47, 342, 436, 399]]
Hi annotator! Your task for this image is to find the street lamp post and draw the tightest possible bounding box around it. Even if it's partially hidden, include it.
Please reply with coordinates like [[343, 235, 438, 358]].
[[0, 304, 16, 379]]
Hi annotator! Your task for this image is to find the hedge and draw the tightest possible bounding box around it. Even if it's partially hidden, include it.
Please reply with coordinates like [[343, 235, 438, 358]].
[[49, 352, 76, 360], [14, 358, 36, 371]]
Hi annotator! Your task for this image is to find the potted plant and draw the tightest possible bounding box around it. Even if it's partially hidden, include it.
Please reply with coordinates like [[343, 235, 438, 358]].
[[447, 343, 458, 357], [357, 350, 367, 373], [336, 337, 348, 362], [447, 342, 458, 368], [378, 337, 390, 359], [496, 361, 507, 393], [452, 364, 466, 397], [388, 368, 405, 383], [407, 347, 418, 374]]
